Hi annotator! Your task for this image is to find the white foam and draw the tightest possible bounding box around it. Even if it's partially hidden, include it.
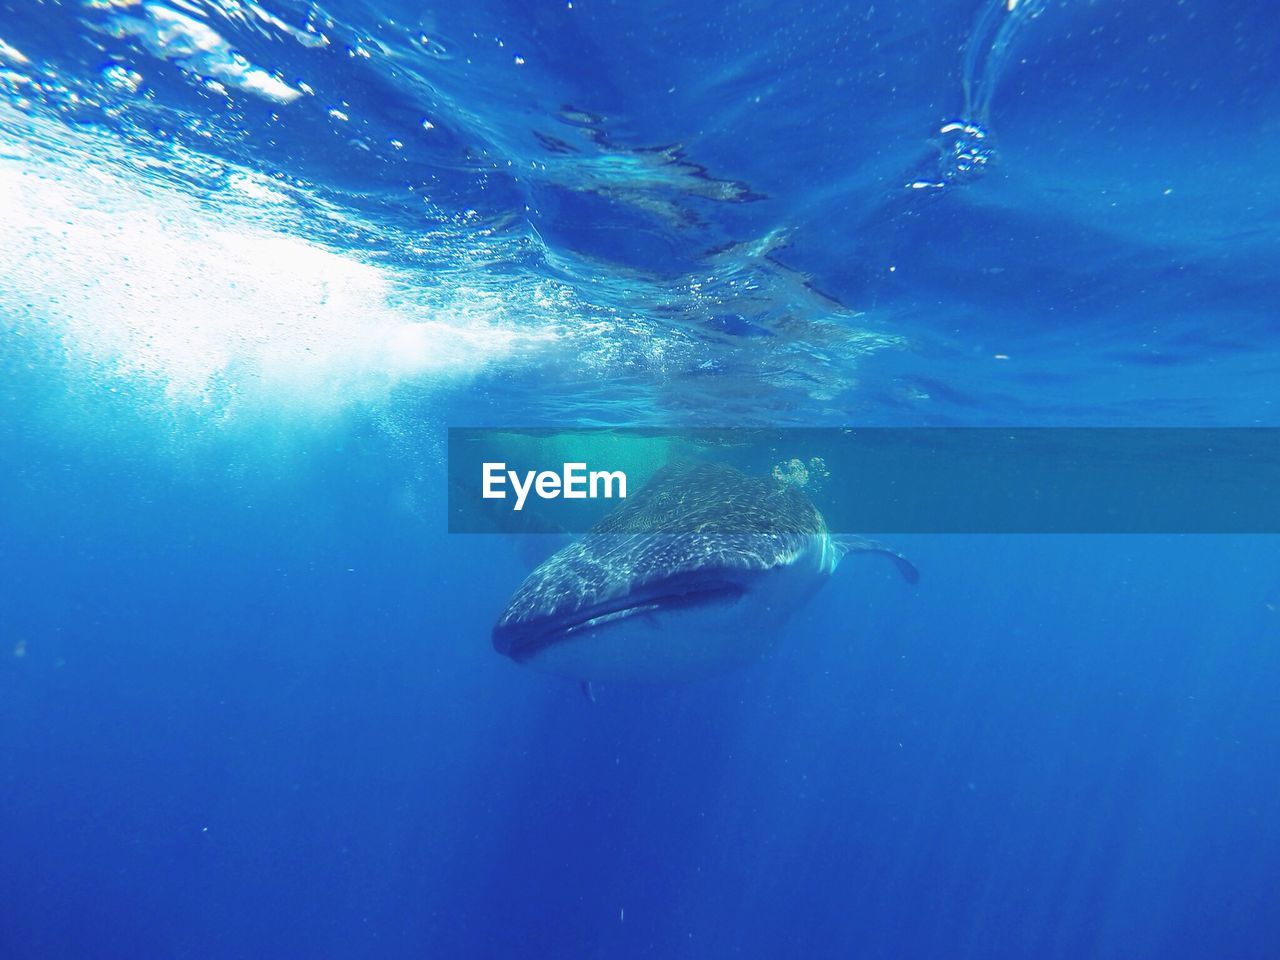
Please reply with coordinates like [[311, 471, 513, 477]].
[[97, 3, 302, 104], [0, 114, 556, 413]]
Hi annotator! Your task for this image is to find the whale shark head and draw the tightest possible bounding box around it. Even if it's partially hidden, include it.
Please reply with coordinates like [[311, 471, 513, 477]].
[[491, 462, 916, 683]]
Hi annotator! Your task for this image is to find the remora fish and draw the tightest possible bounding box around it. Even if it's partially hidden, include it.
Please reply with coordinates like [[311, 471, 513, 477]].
[[492, 462, 917, 683]]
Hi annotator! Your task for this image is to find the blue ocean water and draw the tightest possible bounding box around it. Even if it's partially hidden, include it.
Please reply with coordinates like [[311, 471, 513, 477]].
[[1, 1, 1279, 957]]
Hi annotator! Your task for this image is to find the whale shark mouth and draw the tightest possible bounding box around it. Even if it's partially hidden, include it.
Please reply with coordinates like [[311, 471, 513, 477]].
[[495, 578, 746, 663]]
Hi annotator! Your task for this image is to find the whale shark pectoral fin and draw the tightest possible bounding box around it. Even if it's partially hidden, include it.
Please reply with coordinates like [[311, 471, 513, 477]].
[[834, 536, 920, 584]]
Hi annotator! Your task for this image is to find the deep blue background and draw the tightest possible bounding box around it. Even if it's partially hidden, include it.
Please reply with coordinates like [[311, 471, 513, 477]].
[[3, 396, 1279, 958], [3, 0, 1280, 957]]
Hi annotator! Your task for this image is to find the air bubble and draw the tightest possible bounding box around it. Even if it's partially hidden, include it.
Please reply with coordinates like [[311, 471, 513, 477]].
[[101, 63, 142, 94]]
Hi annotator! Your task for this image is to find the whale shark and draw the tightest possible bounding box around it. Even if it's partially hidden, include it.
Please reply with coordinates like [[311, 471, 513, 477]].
[[492, 461, 917, 683]]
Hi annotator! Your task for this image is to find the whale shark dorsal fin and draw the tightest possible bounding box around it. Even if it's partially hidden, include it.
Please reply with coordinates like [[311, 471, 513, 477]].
[[833, 536, 919, 584]]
